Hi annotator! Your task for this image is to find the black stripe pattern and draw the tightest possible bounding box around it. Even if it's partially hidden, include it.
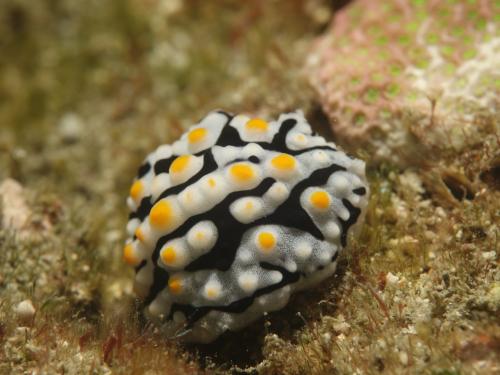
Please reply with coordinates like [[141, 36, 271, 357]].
[[123, 110, 369, 343]]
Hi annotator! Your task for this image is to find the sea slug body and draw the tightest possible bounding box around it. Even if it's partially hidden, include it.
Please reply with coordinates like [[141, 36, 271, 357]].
[[124, 110, 369, 343]]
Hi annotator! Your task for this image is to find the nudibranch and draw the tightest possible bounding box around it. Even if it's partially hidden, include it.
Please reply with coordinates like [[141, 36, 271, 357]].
[[124, 110, 369, 343]]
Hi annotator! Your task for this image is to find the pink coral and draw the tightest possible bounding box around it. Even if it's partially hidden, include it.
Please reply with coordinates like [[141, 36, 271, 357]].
[[308, 0, 499, 163]]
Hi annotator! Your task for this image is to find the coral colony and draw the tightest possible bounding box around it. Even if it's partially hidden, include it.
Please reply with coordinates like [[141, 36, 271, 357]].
[[308, 0, 498, 163], [123, 110, 369, 343]]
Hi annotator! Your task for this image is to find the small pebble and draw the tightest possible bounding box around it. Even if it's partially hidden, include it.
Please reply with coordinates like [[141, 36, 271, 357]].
[[0, 179, 31, 232], [386, 272, 399, 286], [486, 282, 500, 309], [58, 113, 83, 143], [482, 251, 496, 261], [14, 299, 36, 324], [399, 351, 409, 366]]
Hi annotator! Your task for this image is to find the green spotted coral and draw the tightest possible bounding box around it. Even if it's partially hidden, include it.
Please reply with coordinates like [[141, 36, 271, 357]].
[[308, 0, 499, 163]]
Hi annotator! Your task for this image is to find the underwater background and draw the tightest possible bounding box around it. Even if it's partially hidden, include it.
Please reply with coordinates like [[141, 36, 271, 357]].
[[0, 1, 498, 374]]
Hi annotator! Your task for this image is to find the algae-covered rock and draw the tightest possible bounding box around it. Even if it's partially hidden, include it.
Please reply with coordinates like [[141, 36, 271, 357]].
[[308, 0, 499, 163]]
